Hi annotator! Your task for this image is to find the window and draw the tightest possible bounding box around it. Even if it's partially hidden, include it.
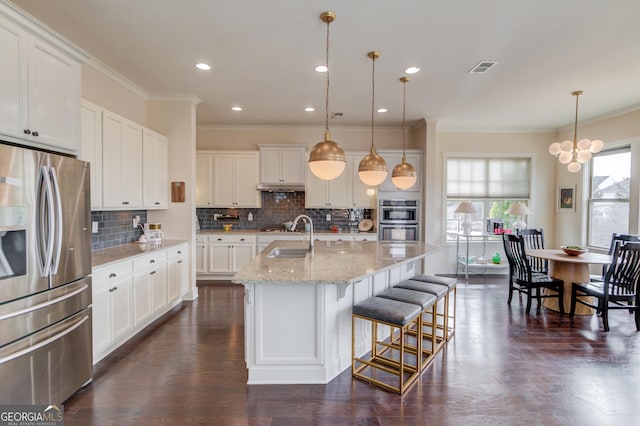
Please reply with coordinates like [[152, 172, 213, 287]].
[[446, 157, 531, 239], [588, 147, 631, 248]]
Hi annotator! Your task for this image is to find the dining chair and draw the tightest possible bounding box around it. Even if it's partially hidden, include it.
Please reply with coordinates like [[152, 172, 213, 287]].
[[590, 233, 640, 283], [571, 241, 640, 331], [502, 234, 564, 314], [517, 228, 548, 274]]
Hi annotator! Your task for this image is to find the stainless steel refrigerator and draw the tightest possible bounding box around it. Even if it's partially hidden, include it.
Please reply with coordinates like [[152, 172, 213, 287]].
[[0, 141, 92, 404]]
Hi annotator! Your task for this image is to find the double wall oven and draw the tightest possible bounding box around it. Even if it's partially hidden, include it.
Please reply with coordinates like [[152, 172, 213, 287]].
[[378, 199, 420, 241]]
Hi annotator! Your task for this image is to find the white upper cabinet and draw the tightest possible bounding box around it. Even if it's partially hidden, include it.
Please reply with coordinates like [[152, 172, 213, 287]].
[[348, 153, 376, 208], [259, 145, 306, 185], [0, 13, 82, 153], [195, 153, 213, 207], [102, 110, 143, 209], [142, 128, 169, 209], [377, 150, 423, 193], [79, 100, 103, 210], [305, 158, 349, 208], [211, 151, 260, 208], [306, 153, 374, 209]]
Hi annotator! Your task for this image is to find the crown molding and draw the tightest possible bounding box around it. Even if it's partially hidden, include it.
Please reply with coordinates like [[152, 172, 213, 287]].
[[148, 93, 202, 105]]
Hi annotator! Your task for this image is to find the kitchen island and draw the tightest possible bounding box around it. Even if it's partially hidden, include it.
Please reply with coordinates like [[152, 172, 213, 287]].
[[232, 239, 438, 384]]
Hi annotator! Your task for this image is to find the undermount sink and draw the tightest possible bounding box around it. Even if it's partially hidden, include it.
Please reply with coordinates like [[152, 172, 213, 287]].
[[267, 248, 309, 259]]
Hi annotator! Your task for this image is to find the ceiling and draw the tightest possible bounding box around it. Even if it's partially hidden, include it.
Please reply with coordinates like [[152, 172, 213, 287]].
[[9, 0, 640, 132]]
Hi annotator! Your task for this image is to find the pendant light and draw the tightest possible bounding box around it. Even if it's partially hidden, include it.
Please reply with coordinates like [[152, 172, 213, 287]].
[[548, 90, 603, 173], [358, 51, 388, 186], [391, 77, 417, 189], [308, 11, 346, 181]]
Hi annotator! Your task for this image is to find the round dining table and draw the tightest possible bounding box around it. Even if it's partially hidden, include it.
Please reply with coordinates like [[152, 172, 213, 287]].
[[525, 249, 612, 315]]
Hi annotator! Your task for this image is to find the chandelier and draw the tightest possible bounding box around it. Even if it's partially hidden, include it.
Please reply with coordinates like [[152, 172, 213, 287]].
[[548, 90, 603, 173]]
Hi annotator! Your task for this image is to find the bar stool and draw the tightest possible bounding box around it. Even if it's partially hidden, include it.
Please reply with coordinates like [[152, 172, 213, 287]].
[[352, 296, 422, 394], [395, 279, 449, 352], [409, 274, 457, 341], [376, 287, 438, 371]]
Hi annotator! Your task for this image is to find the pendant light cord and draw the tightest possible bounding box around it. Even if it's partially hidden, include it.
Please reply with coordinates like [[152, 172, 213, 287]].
[[324, 19, 330, 134], [402, 77, 407, 162], [370, 54, 376, 150], [572, 91, 579, 151]]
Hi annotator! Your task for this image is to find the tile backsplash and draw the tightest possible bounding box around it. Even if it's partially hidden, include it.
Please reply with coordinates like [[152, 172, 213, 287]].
[[197, 192, 373, 232], [91, 210, 147, 250]]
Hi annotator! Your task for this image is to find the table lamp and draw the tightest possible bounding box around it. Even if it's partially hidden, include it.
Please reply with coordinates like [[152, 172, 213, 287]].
[[505, 202, 532, 231], [455, 201, 476, 235]]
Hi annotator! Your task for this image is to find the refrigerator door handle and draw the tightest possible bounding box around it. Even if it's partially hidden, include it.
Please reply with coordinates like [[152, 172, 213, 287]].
[[49, 166, 63, 275], [37, 165, 55, 277], [0, 314, 89, 365]]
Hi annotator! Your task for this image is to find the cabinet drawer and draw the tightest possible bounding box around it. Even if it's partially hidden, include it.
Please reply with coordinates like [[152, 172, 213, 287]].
[[133, 250, 168, 270], [93, 261, 133, 284], [167, 243, 188, 259], [209, 234, 255, 244]]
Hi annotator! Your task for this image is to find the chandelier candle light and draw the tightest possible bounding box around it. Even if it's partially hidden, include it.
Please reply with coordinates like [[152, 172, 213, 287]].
[[308, 11, 346, 181], [391, 77, 417, 189], [548, 90, 603, 173], [358, 51, 388, 187], [455, 201, 477, 235], [505, 202, 532, 231]]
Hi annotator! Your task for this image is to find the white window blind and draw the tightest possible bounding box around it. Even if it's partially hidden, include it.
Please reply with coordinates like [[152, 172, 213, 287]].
[[447, 158, 530, 198]]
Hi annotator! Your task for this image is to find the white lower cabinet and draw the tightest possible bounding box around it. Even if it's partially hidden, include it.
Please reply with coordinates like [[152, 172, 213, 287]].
[[92, 260, 133, 363], [206, 234, 256, 275], [195, 235, 208, 273], [207, 235, 256, 274], [167, 243, 189, 303], [92, 243, 189, 364]]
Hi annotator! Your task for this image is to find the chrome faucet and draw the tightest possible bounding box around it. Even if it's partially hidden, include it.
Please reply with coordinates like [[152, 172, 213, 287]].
[[292, 214, 314, 253]]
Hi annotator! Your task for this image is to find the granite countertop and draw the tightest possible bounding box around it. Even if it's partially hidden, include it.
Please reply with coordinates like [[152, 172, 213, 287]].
[[92, 239, 188, 268], [232, 240, 438, 285]]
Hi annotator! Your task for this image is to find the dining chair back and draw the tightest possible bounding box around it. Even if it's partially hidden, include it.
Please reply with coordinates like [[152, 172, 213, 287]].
[[517, 228, 547, 273], [591, 233, 640, 282], [502, 234, 564, 314], [571, 241, 640, 331]]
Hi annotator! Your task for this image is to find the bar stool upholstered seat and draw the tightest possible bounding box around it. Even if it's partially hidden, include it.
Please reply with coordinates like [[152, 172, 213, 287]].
[[376, 287, 438, 369], [352, 296, 423, 394], [409, 274, 457, 341]]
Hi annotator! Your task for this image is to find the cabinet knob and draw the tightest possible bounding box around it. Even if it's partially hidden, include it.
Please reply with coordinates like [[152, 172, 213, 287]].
[[109, 273, 117, 278], [177, 250, 182, 254], [114, 286, 118, 291], [150, 259, 155, 263], [32, 131, 39, 137], [122, 201, 129, 205], [177, 260, 183, 264], [23, 129, 31, 135], [240, 238, 245, 241], [217, 238, 222, 241], [155, 202, 160, 205], [150, 270, 156, 275]]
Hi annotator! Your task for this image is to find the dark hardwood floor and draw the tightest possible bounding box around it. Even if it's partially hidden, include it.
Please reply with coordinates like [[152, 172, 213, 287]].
[[63, 276, 640, 425]]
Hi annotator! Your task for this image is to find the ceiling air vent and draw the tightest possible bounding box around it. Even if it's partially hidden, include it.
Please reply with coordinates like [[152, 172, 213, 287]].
[[331, 112, 343, 119], [469, 60, 498, 74]]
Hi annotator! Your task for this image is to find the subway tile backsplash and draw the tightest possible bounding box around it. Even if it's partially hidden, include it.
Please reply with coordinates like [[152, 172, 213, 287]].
[[91, 210, 147, 250], [197, 191, 373, 232]]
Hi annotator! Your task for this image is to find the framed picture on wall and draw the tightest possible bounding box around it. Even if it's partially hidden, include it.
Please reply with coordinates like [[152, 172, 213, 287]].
[[557, 185, 576, 211]]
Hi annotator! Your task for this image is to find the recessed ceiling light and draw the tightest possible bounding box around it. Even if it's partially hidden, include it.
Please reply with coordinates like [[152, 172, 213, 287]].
[[377, 108, 388, 113], [404, 66, 420, 74], [195, 62, 211, 71], [231, 106, 242, 111], [314, 65, 328, 73], [305, 107, 315, 112]]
